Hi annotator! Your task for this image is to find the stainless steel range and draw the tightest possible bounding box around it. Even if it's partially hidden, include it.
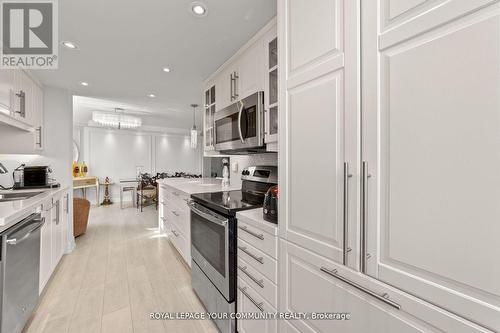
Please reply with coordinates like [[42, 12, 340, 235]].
[[189, 166, 277, 333]]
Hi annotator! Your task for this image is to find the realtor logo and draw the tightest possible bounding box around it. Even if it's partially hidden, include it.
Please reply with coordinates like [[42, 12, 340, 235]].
[[1, 0, 58, 68]]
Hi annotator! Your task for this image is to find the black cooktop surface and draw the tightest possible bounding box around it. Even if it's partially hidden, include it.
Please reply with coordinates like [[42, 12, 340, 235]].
[[190, 190, 265, 216]]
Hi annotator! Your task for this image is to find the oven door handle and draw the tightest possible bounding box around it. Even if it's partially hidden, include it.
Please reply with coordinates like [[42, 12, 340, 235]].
[[188, 202, 228, 226], [237, 100, 245, 143]]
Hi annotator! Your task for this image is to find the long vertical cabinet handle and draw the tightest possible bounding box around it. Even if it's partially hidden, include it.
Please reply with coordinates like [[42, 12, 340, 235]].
[[343, 162, 352, 265], [233, 71, 239, 100], [230, 73, 234, 101], [360, 161, 369, 273]]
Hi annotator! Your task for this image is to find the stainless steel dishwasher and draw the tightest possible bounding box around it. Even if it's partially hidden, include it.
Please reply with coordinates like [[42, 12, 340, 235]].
[[0, 213, 45, 333]]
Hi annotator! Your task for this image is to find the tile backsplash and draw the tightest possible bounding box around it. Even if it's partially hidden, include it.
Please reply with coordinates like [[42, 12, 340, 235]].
[[228, 153, 278, 188]]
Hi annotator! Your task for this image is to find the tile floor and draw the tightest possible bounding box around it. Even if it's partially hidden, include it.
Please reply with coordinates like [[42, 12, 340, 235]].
[[24, 204, 219, 333]]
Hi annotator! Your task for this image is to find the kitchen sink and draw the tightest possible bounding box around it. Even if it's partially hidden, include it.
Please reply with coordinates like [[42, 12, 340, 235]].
[[0, 191, 43, 202]]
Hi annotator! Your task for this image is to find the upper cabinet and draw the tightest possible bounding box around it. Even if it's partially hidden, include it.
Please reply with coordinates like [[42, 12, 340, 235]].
[[204, 83, 216, 152], [205, 18, 277, 154], [0, 69, 44, 153]]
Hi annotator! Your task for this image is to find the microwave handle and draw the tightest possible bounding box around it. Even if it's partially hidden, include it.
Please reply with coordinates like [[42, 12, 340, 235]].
[[237, 100, 245, 143]]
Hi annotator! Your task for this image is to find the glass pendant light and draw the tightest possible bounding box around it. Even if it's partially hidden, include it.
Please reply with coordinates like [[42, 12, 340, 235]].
[[190, 104, 198, 149]]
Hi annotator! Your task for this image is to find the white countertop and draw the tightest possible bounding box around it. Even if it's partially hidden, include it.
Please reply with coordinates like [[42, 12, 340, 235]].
[[236, 208, 278, 236], [157, 178, 241, 194], [0, 187, 68, 231]]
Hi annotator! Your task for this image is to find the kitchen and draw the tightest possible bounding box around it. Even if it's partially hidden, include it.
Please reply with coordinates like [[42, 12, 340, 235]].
[[0, 1, 499, 333]]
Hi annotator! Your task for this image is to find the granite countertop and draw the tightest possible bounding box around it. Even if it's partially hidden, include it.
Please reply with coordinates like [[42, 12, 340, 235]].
[[0, 186, 69, 231], [236, 208, 278, 236], [157, 178, 241, 194]]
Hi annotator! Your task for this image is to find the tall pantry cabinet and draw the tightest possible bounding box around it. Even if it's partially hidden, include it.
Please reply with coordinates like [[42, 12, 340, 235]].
[[278, 1, 499, 333]]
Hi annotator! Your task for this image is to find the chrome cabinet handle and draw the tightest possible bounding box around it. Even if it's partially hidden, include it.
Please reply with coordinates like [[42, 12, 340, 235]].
[[238, 265, 264, 288], [360, 161, 369, 273], [238, 246, 263, 264], [171, 210, 179, 217], [238, 225, 264, 240], [230, 73, 234, 101], [343, 162, 352, 265], [233, 71, 239, 99], [35, 126, 42, 147], [320, 267, 401, 310], [238, 286, 264, 312], [15, 90, 25, 117], [171, 229, 179, 237]]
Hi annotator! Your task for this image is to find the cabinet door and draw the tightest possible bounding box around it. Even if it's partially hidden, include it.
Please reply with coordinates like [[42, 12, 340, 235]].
[[20, 71, 34, 126], [361, 1, 500, 330], [39, 207, 52, 293], [264, 28, 278, 147], [32, 84, 43, 150], [51, 200, 62, 270], [280, 0, 347, 263], [280, 240, 434, 333], [237, 277, 277, 333], [237, 40, 263, 100], [0, 69, 15, 114], [215, 66, 234, 111]]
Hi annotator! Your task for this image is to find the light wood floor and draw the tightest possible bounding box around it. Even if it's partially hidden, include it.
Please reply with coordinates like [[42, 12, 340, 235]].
[[24, 204, 219, 333]]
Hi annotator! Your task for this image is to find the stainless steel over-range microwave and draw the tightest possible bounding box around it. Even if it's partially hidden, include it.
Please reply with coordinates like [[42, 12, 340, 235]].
[[214, 91, 265, 153]]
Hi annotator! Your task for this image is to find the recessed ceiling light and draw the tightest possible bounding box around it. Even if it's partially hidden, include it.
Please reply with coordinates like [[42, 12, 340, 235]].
[[80, 81, 89, 86], [162, 67, 171, 73], [61, 41, 78, 49], [148, 93, 156, 98], [190, 2, 207, 16]]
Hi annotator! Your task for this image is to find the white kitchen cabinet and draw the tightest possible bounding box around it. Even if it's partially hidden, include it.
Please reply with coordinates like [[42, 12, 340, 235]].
[[32, 83, 44, 151], [39, 203, 52, 293], [203, 83, 216, 152], [280, 240, 437, 333], [39, 191, 69, 294], [264, 29, 278, 151], [361, 1, 500, 330], [159, 184, 191, 266], [279, 0, 348, 264], [0, 69, 15, 115], [236, 39, 263, 101], [215, 64, 236, 111], [237, 277, 277, 333]]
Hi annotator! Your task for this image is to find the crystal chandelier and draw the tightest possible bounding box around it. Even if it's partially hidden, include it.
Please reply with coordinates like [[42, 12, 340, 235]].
[[92, 108, 142, 129]]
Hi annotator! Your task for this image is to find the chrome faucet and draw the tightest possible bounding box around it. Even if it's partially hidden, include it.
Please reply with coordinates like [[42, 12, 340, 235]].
[[0, 163, 8, 174]]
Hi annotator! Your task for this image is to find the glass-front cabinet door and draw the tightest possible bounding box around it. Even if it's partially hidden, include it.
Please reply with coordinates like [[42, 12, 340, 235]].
[[265, 33, 278, 150], [204, 85, 216, 151]]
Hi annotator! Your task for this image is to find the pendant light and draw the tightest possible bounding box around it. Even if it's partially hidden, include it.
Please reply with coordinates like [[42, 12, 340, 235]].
[[190, 104, 198, 149]]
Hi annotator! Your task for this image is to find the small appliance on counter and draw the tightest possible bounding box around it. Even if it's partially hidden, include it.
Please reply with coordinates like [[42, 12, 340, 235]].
[[13, 166, 60, 190], [263, 185, 278, 223]]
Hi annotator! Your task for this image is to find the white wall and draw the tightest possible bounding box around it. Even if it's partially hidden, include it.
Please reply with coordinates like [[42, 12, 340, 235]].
[[75, 126, 203, 204]]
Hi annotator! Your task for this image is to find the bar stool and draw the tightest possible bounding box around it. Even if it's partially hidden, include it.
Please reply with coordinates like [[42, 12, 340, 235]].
[[120, 184, 137, 208]]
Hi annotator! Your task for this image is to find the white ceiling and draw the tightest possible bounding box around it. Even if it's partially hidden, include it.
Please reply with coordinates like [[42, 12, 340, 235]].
[[32, 0, 276, 129]]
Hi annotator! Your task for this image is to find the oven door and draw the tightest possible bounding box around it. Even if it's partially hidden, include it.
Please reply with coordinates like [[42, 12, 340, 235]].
[[214, 91, 264, 152], [189, 201, 232, 300]]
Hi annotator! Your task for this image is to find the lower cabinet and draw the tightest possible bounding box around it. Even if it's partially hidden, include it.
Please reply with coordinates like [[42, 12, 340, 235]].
[[237, 277, 277, 333], [280, 240, 434, 333], [39, 190, 69, 294], [158, 184, 191, 266]]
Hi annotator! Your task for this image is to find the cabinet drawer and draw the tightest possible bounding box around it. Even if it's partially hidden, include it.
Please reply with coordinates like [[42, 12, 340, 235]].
[[169, 207, 189, 238], [237, 238, 277, 283], [170, 225, 190, 266], [237, 221, 277, 259], [238, 257, 277, 308], [237, 277, 277, 333]]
